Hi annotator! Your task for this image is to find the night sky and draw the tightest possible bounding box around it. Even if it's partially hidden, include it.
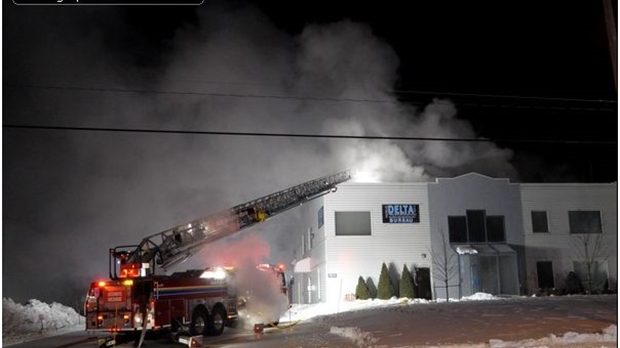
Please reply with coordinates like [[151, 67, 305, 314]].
[[2, 1, 617, 306]]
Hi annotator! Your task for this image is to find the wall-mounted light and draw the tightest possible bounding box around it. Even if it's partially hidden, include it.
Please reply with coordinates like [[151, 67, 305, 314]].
[[421, 253, 427, 259]]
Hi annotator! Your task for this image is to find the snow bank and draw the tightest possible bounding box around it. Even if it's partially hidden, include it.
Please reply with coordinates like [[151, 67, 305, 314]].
[[330, 326, 378, 347], [488, 325, 617, 348], [435, 292, 501, 303], [279, 294, 488, 323], [329, 323, 617, 348], [281, 296, 431, 322], [2, 298, 84, 346]]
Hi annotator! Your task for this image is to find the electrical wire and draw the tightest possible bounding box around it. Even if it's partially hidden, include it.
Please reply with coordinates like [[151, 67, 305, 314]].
[[3, 124, 615, 145], [6, 84, 617, 112]]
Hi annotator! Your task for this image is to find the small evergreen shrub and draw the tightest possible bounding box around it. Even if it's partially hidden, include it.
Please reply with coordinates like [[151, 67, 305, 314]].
[[565, 271, 584, 294], [355, 276, 370, 300], [399, 264, 416, 299], [377, 262, 394, 299]]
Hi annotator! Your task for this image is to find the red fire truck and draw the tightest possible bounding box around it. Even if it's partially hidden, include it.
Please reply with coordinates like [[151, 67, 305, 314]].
[[84, 171, 350, 346], [85, 265, 238, 337]]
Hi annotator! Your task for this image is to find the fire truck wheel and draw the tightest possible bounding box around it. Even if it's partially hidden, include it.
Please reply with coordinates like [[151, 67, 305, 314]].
[[207, 305, 226, 336], [190, 307, 209, 336]]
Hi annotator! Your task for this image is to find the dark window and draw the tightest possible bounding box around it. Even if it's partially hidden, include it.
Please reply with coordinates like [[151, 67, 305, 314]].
[[486, 216, 505, 242], [531, 211, 549, 233], [568, 211, 602, 234], [335, 212, 371, 236], [318, 206, 324, 229], [448, 216, 468, 243], [536, 261, 554, 289], [467, 210, 486, 242]]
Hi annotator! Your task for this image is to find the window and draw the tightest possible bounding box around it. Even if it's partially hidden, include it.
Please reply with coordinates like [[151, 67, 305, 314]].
[[486, 216, 505, 242], [569, 211, 602, 234], [467, 210, 486, 242], [448, 216, 467, 243], [448, 210, 507, 243], [318, 206, 324, 229], [335, 212, 371, 235], [531, 211, 549, 233], [301, 234, 306, 254]]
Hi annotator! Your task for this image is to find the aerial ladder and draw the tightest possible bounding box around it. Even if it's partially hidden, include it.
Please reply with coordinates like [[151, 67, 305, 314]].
[[89, 170, 350, 348], [110, 170, 351, 279]]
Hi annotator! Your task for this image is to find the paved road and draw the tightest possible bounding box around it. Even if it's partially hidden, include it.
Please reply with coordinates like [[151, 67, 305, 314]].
[[8, 295, 617, 348]]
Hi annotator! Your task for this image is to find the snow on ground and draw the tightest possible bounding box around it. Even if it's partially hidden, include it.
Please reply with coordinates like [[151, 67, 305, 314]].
[[487, 325, 617, 348], [327, 324, 617, 348], [2, 294, 617, 348], [280, 293, 617, 348], [2, 298, 84, 346], [278, 292, 497, 323]]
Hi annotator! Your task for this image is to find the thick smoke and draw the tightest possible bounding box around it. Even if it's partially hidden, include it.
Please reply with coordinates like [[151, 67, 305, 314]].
[[3, 2, 517, 306], [198, 233, 289, 325]]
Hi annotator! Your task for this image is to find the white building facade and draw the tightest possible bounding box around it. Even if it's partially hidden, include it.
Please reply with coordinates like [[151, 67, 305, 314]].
[[291, 174, 617, 304], [293, 182, 432, 304], [427, 173, 525, 299], [520, 183, 618, 294]]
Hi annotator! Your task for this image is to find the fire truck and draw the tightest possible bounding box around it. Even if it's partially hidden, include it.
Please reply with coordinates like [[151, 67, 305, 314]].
[[84, 171, 350, 346]]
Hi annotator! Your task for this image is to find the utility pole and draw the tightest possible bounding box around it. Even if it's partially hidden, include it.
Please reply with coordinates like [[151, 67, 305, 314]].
[[602, 0, 617, 91]]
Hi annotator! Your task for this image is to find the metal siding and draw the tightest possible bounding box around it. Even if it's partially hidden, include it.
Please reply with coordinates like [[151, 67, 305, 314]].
[[323, 183, 431, 303], [520, 184, 617, 294], [293, 176, 617, 303], [294, 197, 327, 303], [428, 174, 525, 297]]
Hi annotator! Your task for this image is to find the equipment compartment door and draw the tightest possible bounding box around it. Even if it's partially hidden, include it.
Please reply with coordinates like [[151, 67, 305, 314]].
[[170, 299, 185, 327], [156, 300, 171, 327]]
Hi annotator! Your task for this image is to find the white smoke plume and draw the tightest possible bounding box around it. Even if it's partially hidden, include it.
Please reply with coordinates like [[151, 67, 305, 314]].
[[197, 233, 289, 325], [4, 2, 518, 306]]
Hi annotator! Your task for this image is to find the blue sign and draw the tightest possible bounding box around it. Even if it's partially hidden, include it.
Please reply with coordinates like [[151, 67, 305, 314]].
[[382, 204, 420, 223]]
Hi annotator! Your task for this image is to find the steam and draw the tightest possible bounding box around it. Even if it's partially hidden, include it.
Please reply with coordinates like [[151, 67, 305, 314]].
[[199, 233, 289, 325], [4, 2, 518, 305]]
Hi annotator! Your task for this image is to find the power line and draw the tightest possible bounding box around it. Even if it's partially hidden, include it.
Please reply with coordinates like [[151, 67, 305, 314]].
[[3, 124, 615, 145], [7, 84, 395, 104], [6, 84, 617, 112], [392, 89, 617, 104], [109, 76, 619, 104]]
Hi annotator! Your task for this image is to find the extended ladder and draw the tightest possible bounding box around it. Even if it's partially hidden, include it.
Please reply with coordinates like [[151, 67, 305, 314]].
[[114, 170, 350, 277]]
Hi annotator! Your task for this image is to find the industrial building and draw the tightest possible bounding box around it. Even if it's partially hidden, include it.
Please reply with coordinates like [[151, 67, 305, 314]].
[[291, 173, 617, 304]]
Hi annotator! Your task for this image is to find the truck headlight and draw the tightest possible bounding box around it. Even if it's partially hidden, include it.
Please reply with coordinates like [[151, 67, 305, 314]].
[[134, 312, 153, 325]]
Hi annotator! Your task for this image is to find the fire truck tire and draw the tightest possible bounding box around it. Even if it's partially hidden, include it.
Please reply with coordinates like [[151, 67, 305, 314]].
[[207, 305, 226, 336], [190, 307, 209, 336]]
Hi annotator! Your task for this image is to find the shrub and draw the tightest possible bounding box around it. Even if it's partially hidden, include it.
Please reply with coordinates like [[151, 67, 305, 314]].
[[355, 276, 370, 300], [565, 271, 584, 294], [399, 264, 416, 299], [377, 262, 394, 299]]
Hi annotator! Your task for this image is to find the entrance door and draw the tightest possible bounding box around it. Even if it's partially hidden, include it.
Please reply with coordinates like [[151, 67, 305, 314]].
[[471, 263, 481, 293], [415, 267, 432, 300], [480, 256, 499, 295], [537, 261, 554, 289]]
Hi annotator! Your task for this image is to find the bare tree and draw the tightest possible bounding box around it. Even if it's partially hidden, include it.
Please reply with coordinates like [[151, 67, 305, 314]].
[[571, 233, 608, 294], [431, 229, 458, 302]]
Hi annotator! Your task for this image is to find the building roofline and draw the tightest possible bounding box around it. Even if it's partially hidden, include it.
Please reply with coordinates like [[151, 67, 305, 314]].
[[520, 182, 617, 187], [341, 181, 429, 186], [430, 172, 513, 185]]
